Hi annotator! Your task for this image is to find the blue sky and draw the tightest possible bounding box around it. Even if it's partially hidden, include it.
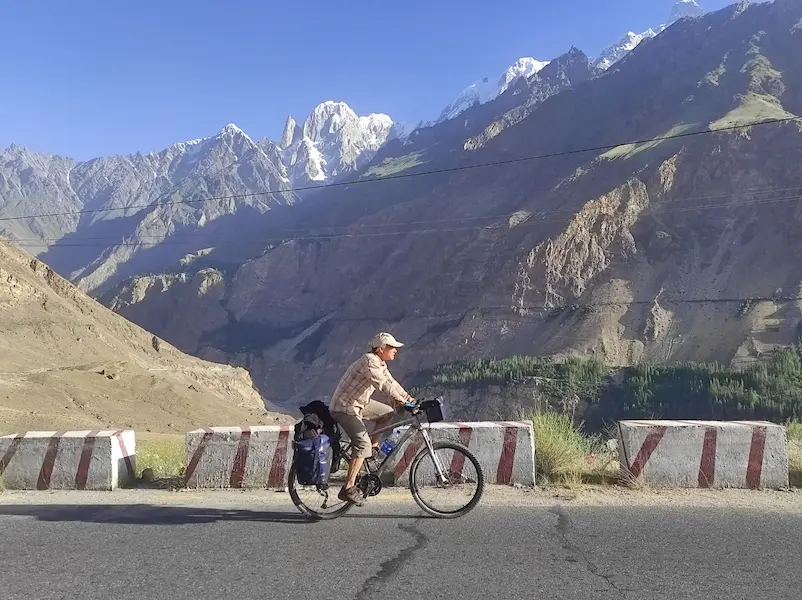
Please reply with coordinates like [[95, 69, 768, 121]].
[[1, 0, 736, 160]]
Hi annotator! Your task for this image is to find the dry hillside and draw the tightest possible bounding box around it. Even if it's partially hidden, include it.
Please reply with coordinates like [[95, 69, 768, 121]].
[[0, 241, 292, 435]]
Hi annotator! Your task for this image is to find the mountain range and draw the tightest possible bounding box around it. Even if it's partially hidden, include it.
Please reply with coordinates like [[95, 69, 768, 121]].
[[3, 0, 802, 420], [0, 0, 711, 260], [593, 0, 706, 70]]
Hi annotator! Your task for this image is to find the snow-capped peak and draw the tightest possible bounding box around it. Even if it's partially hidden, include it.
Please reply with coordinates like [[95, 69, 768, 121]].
[[215, 122, 257, 149], [671, 0, 704, 21], [498, 57, 551, 95], [303, 101, 359, 142], [593, 0, 706, 71], [438, 56, 550, 123], [593, 29, 659, 70], [220, 123, 245, 135], [280, 115, 297, 149], [280, 100, 397, 185]]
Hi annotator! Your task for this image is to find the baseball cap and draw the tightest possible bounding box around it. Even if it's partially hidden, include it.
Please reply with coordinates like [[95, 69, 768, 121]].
[[369, 332, 404, 350]]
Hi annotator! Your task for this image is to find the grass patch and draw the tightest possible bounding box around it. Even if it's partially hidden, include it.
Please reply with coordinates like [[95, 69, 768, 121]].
[[135, 438, 185, 485], [709, 93, 795, 130], [521, 410, 618, 486], [786, 421, 802, 442], [361, 151, 426, 178], [599, 122, 697, 161], [788, 421, 802, 488], [701, 58, 727, 88], [789, 441, 802, 488]]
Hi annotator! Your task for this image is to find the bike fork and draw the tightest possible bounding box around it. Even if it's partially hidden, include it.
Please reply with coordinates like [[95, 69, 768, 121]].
[[420, 428, 449, 484]]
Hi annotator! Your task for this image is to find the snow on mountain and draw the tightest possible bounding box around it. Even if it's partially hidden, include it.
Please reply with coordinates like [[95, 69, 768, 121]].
[[671, 0, 705, 21], [498, 58, 552, 95], [438, 77, 497, 123], [388, 120, 421, 140], [594, 28, 661, 70], [279, 101, 397, 184], [594, 0, 706, 71], [435, 0, 706, 121], [438, 57, 551, 123], [279, 115, 297, 149]]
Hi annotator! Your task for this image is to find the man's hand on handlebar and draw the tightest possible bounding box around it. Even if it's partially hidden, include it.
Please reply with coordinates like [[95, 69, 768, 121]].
[[403, 398, 420, 413]]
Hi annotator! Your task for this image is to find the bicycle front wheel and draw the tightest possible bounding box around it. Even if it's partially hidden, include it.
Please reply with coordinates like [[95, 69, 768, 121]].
[[409, 441, 484, 518]]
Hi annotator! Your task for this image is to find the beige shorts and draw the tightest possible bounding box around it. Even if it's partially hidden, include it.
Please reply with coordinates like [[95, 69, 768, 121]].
[[332, 400, 396, 459]]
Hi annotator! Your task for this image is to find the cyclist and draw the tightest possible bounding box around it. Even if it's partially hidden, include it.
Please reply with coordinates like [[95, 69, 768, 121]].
[[329, 332, 416, 506]]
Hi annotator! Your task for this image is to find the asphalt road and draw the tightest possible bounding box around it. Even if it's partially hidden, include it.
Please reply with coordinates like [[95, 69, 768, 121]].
[[1, 489, 801, 599]]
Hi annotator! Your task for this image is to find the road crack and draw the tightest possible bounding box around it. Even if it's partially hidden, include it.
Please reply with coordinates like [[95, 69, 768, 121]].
[[354, 521, 429, 600], [549, 506, 625, 598]]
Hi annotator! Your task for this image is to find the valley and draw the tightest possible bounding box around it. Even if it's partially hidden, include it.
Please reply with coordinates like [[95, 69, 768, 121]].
[[3, 0, 802, 425]]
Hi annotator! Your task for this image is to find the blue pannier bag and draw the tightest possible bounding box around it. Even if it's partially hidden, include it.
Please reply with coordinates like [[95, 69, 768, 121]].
[[292, 401, 341, 486], [293, 433, 331, 486]]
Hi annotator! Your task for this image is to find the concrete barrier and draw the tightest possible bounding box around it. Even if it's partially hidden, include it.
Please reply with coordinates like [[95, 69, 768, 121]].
[[617, 420, 789, 489], [0, 429, 136, 490], [183, 421, 536, 488], [379, 421, 536, 487], [184, 426, 293, 489]]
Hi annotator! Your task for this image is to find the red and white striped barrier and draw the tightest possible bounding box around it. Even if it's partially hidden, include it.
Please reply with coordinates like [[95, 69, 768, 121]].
[[183, 421, 535, 489], [184, 426, 292, 489], [617, 420, 789, 489], [379, 421, 536, 487], [0, 429, 135, 490]]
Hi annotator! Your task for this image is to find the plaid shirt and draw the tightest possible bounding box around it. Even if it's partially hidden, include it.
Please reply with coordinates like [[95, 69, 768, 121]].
[[329, 353, 413, 417]]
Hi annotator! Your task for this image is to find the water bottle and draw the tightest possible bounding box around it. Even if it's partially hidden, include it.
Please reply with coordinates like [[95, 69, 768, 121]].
[[379, 428, 402, 458]]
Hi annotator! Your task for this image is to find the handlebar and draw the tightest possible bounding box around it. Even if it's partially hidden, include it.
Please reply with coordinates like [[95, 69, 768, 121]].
[[401, 396, 445, 422], [403, 400, 420, 413]]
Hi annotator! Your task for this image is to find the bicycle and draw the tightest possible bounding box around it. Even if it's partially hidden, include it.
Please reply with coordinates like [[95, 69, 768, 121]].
[[287, 398, 484, 520]]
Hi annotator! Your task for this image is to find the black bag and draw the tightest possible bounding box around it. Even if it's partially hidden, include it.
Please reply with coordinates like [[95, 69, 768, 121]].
[[292, 401, 342, 486], [296, 400, 340, 439], [294, 412, 325, 440]]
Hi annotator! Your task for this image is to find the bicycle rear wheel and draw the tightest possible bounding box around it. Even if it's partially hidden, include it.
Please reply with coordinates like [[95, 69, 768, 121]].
[[287, 448, 354, 520], [408, 441, 484, 518]]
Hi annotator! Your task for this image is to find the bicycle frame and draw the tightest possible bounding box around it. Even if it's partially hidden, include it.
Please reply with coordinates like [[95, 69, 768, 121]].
[[341, 411, 450, 485]]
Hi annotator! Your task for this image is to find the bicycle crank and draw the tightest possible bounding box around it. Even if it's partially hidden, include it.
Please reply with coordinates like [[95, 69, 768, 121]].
[[357, 474, 382, 497]]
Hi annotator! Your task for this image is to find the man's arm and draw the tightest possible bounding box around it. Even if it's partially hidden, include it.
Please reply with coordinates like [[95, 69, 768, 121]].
[[363, 356, 414, 406]]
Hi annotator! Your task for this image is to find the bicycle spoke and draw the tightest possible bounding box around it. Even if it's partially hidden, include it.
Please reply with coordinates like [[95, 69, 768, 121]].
[[409, 442, 484, 517]]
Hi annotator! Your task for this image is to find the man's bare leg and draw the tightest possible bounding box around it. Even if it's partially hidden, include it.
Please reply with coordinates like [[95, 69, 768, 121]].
[[345, 455, 364, 489]]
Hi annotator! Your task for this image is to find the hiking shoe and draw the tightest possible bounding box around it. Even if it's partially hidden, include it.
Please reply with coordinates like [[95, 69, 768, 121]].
[[338, 485, 365, 506]]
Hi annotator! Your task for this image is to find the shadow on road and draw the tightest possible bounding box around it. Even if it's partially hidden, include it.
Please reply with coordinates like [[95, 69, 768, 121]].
[[0, 504, 431, 525]]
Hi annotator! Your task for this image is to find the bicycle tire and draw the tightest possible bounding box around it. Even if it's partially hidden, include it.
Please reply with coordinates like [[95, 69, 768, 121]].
[[287, 456, 354, 520], [408, 441, 484, 518]]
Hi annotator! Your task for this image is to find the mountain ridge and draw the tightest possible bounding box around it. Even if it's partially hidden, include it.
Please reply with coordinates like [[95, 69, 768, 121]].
[[97, 0, 802, 420]]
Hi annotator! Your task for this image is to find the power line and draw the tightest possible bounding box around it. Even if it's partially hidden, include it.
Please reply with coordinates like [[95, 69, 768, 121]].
[[226, 294, 802, 326], [0, 114, 799, 225], [3, 212, 524, 241], [9, 181, 802, 243], [4, 189, 802, 248]]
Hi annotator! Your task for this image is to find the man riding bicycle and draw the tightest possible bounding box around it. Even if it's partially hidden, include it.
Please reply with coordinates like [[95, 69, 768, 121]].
[[329, 332, 416, 506]]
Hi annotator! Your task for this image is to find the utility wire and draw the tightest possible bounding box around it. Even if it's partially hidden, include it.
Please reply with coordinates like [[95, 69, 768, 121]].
[[4, 189, 802, 248], [0, 114, 799, 224], [8, 182, 802, 242]]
